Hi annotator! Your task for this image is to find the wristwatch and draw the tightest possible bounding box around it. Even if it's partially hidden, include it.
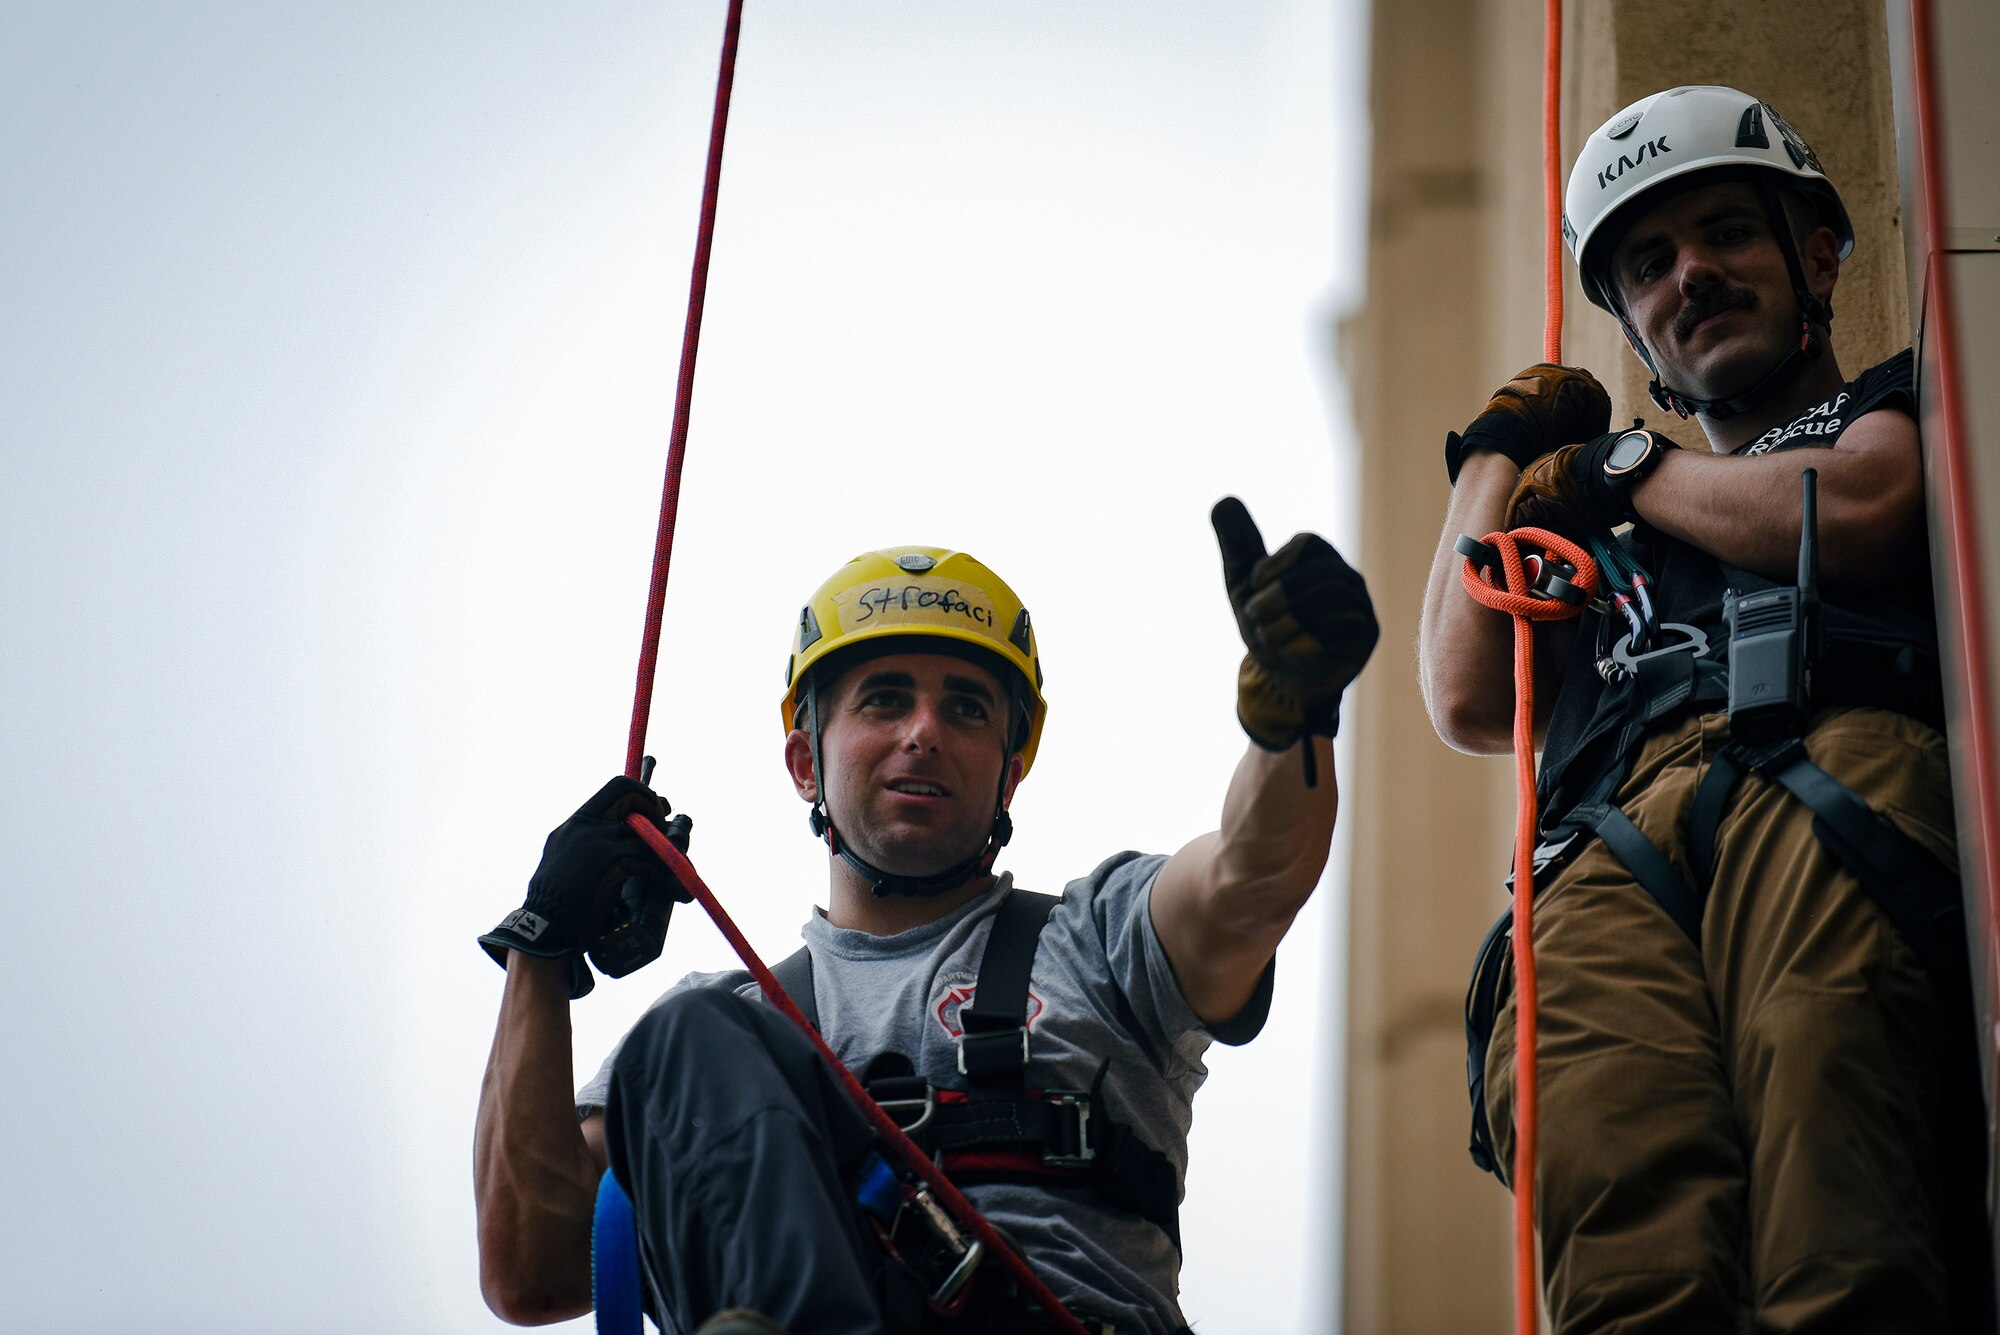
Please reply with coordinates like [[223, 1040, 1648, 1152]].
[[1600, 426, 1674, 516]]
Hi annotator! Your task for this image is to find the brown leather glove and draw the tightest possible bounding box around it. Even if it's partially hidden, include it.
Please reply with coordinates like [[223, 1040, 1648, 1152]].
[[1504, 429, 1679, 535], [1213, 497, 1379, 747], [1444, 363, 1612, 484]]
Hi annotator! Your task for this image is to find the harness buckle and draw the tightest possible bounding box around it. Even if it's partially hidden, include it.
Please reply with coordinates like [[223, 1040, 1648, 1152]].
[[869, 1078, 937, 1139], [1609, 620, 1709, 674], [1503, 827, 1585, 894], [1040, 1091, 1096, 1168], [906, 1187, 985, 1312], [957, 1026, 1030, 1079], [1523, 553, 1588, 606]]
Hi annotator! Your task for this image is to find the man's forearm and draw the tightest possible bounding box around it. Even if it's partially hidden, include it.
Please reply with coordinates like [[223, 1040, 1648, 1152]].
[[1421, 452, 1535, 753], [1209, 737, 1340, 920], [474, 953, 601, 1325], [1149, 737, 1337, 1024], [1631, 427, 1927, 589]]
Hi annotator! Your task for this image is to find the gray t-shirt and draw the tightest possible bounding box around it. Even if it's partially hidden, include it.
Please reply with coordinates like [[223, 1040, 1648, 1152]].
[[577, 851, 1272, 1334]]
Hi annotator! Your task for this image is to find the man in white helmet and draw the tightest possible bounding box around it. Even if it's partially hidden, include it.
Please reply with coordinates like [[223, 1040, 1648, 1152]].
[[1419, 87, 1989, 1332], [473, 503, 1378, 1334]]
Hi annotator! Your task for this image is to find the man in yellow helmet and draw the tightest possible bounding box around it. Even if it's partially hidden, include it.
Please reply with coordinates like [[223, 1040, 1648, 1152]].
[[473, 499, 1377, 1334]]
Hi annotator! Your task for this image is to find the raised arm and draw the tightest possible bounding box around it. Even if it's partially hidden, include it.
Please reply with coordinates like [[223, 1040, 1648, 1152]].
[[474, 955, 605, 1324], [1150, 499, 1376, 1024], [472, 778, 687, 1324]]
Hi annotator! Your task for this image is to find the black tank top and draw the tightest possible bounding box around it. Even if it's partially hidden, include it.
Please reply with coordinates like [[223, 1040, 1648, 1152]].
[[1536, 349, 1939, 827]]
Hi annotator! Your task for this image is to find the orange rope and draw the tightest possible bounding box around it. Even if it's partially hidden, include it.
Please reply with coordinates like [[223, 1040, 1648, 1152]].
[[1480, 3, 1571, 1328], [1462, 528, 1594, 1335], [1541, 0, 1564, 365]]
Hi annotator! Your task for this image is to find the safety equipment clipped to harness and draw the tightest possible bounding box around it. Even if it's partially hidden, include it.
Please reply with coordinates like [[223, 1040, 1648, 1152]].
[[772, 888, 1187, 1255]]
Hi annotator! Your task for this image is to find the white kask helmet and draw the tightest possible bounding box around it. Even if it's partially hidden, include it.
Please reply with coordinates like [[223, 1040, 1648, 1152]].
[[1562, 85, 1854, 417], [1565, 85, 1853, 311]]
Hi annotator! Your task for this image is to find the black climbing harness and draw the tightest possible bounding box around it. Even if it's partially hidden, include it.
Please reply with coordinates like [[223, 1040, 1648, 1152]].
[[774, 888, 1184, 1250], [1463, 473, 1966, 1181]]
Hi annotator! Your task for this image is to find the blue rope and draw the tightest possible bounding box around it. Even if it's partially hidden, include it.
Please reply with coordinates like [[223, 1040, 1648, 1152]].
[[593, 1170, 644, 1335]]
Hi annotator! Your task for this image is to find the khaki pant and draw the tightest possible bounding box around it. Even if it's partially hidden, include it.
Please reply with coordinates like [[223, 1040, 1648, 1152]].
[[1486, 708, 1965, 1334]]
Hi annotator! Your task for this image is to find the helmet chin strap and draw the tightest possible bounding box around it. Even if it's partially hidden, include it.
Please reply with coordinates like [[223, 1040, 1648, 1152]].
[[802, 675, 1016, 899], [1621, 174, 1831, 423]]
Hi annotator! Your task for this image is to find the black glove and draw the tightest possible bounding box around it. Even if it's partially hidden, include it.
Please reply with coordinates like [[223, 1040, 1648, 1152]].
[[1212, 496, 1379, 749], [1505, 429, 1681, 536], [479, 776, 691, 999], [1444, 363, 1612, 484]]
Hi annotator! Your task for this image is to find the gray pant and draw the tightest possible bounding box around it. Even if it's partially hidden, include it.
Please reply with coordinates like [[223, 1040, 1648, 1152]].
[[603, 986, 907, 1334]]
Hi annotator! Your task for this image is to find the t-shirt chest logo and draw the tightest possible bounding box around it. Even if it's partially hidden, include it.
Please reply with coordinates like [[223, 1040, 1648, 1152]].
[[934, 979, 1046, 1038], [1746, 388, 1850, 455]]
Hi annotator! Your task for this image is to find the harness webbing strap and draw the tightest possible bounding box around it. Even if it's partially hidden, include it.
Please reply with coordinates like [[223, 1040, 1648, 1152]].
[[772, 944, 816, 1028], [961, 890, 1059, 1084], [1686, 746, 1743, 890], [1606, 732, 1965, 985], [1761, 750, 1965, 949], [1583, 802, 1705, 944], [769, 890, 1182, 1249]]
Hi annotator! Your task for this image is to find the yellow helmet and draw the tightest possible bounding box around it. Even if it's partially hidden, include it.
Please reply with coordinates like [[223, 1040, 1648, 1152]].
[[781, 546, 1047, 774]]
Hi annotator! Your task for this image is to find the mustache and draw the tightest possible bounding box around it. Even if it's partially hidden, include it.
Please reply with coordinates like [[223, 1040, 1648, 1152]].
[[1674, 287, 1755, 340]]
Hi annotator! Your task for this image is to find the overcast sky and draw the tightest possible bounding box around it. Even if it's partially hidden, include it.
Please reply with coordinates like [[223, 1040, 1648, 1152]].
[[1, 4, 1372, 1330]]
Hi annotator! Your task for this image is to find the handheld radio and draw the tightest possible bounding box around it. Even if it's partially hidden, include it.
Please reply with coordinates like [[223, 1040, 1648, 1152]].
[[1724, 467, 1820, 745]]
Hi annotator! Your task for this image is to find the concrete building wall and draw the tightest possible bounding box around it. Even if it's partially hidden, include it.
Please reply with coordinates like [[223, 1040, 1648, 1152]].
[[1339, 2, 1908, 1329]]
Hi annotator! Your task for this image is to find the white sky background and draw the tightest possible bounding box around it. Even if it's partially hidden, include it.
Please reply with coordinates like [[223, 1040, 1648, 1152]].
[[1, 3, 1373, 1331]]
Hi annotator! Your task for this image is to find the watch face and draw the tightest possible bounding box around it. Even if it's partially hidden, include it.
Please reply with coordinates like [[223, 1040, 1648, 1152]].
[[1604, 429, 1654, 476]]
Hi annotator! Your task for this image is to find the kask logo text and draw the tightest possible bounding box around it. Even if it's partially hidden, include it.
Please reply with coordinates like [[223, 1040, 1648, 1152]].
[[1597, 137, 1671, 189]]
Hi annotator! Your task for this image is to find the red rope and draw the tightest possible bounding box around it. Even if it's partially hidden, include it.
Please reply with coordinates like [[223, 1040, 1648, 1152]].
[[1909, 0, 2000, 1101], [624, 0, 745, 780], [1461, 527, 1594, 1335], [626, 815, 1092, 1335], [611, 8, 1088, 1325]]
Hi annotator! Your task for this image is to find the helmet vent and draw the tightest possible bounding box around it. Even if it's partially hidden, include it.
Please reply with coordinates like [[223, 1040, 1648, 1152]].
[[1009, 609, 1033, 654], [1736, 105, 1769, 149], [895, 553, 936, 573], [1605, 109, 1642, 140], [797, 605, 822, 654]]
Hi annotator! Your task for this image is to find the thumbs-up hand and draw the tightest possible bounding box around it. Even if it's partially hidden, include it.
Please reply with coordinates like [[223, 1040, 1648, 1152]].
[[1211, 496, 1379, 748]]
